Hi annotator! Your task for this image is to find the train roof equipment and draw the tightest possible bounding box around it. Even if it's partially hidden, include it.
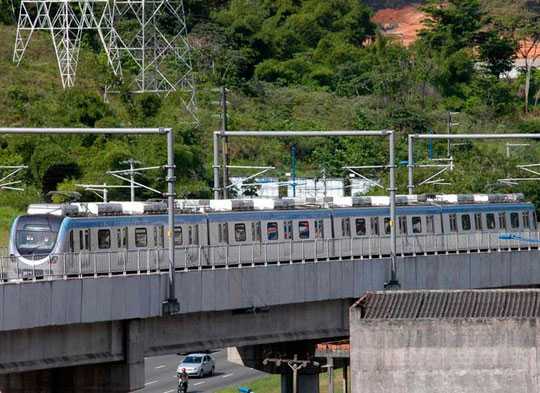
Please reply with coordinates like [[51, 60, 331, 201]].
[[25, 194, 526, 217]]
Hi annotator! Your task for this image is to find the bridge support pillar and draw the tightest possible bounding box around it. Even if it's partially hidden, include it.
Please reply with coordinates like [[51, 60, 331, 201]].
[[280, 372, 320, 393], [0, 319, 145, 393]]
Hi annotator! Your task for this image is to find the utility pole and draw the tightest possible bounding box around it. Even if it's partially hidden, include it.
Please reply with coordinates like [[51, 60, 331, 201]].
[[446, 112, 459, 158], [291, 144, 297, 197], [220, 86, 229, 199], [322, 167, 327, 200], [119, 158, 140, 202], [263, 354, 320, 393]]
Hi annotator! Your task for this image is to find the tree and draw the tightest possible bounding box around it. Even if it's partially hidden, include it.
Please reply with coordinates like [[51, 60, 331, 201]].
[[214, 0, 375, 88], [483, 0, 540, 112], [420, 0, 484, 54], [477, 30, 517, 77], [0, 0, 17, 25]]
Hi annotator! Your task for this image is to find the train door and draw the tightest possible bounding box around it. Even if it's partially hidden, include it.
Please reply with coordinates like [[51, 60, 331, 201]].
[[338, 217, 352, 258], [283, 220, 294, 261], [250, 221, 263, 263], [186, 224, 200, 268], [295, 219, 312, 260], [315, 218, 326, 257], [211, 222, 229, 266], [172, 225, 187, 269], [75, 229, 91, 273], [263, 220, 280, 263], [131, 226, 149, 271], [198, 221, 210, 266], [424, 215, 438, 253], [115, 227, 128, 272], [64, 229, 78, 274], [152, 225, 165, 270], [380, 217, 391, 257], [229, 222, 251, 264], [94, 228, 112, 272]]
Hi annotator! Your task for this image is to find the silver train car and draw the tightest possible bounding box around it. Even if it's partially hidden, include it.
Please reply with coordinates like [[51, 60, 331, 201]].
[[6, 194, 538, 278]]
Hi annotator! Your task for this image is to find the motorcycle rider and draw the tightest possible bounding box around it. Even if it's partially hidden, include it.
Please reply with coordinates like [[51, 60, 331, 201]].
[[178, 368, 189, 392]]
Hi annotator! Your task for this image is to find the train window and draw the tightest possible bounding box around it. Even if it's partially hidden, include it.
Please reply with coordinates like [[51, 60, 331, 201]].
[[384, 217, 391, 235], [461, 214, 471, 231], [533, 212, 538, 229], [69, 231, 74, 252], [511, 213, 520, 229], [174, 227, 183, 246], [449, 214, 458, 232], [474, 213, 482, 230], [98, 229, 111, 249], [251, 222, 262, 241], [315, 220, 324, 238], [486, 214, 496, 230], [522, 212, 530, 229], [135, 228, 147, 247], [284, 221, 293, 240], [79, 231, 84, 250], [299, 221, 310, 239], [499, 213, 507, 230], [267, 222, 278, 241], [426, 216, 434, 233], [341, 218, 351, 237], [117, 227, 128, 248], [235, 224, 247, 242], [355, 218, 366, 236], [371, 217, 379, 236], [412, 217, 422, 234], [398, 217, 407, 234]]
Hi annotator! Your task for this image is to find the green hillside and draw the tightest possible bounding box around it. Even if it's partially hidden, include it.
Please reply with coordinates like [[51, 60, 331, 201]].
[[0, 0, 538, 224]]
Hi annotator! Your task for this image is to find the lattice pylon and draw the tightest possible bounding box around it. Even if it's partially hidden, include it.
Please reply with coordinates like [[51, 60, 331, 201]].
[[13, 0, 108, 89], [103, 0, 197, 121]]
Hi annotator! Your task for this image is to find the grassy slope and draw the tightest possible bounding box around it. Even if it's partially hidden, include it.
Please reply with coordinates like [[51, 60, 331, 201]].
[[216, 370, 348, 393]]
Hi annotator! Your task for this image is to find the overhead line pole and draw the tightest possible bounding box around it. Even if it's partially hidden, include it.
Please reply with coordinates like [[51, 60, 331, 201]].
[[407, 133, 540, 195], [0, 127, 179, 314], [214, 130, 400, 289]]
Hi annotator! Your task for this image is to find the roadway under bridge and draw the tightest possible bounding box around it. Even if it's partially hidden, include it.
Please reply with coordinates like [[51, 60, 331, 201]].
[[2, 249, 540, 392]]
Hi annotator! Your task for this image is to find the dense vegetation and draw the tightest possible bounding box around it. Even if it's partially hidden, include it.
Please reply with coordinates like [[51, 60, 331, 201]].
[[0, 0, 539, 224]]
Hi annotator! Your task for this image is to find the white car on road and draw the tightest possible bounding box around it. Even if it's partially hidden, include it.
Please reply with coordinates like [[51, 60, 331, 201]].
[[177, 353, 215, 377]]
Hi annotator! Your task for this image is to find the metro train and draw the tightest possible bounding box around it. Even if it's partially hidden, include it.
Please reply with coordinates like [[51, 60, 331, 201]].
[[6, 194, 538, 278]]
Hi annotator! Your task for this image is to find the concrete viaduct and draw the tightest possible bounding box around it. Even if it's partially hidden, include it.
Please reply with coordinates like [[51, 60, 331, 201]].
[[1, 249, 540, 392]]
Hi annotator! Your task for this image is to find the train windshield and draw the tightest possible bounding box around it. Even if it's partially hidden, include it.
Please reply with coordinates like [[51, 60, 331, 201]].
[[16, 225, 57, 256]]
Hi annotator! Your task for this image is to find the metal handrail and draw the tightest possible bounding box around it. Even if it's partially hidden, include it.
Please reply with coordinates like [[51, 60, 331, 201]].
[[1, 230, 539, 282]]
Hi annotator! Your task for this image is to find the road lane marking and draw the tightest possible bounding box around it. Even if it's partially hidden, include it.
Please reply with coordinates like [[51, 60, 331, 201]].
[[163, 390, 176, 393], [155, 365, 167, 369], [222, 373, 234, 378], [145, 380, 159, 386], [194, 381, 206, 386]]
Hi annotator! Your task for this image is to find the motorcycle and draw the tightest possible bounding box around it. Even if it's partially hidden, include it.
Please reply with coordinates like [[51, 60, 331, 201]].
[[177, 380, 188, 393]]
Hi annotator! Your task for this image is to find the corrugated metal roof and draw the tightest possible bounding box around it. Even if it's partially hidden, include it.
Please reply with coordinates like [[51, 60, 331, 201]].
[[355, 289, 540, 320]]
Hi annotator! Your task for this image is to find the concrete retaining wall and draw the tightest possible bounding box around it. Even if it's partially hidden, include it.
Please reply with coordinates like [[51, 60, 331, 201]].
[[350, 316, 540, 393]]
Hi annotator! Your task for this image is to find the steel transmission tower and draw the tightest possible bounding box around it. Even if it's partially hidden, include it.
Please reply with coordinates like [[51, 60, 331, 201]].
[[102, 0, 197, 118], [13, 0, 109, 88], [13, 0, 197, 120]]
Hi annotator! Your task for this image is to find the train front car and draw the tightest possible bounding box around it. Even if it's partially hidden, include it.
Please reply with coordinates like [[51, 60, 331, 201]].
[[9, 212, 65, 277]]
